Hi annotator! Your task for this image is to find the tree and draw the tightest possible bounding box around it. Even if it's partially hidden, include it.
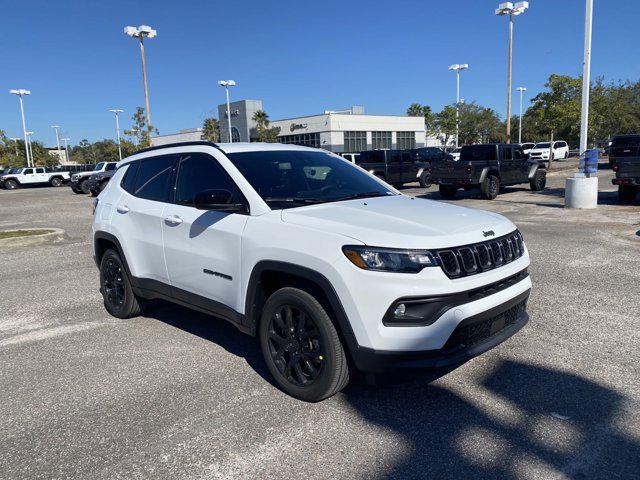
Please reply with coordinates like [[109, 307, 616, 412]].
[[202, 117, 220, 142], [435, 105, 458, 146], [252, 109, 281, 143], [124, 106, 158, 147], [407, 103, 425, 117], [458, 102, 505, 145]]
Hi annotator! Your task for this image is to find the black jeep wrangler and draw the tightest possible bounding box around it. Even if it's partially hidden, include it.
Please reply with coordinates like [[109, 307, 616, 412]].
[[355, 149, 418, 188], [610, 135, 640, 203], [430, 144, 547, 200]]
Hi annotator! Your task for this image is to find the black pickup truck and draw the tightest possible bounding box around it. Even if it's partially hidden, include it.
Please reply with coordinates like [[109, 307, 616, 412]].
[[410, 147, 449, 188], [610, 135, 640, 203], [430, 144, 547, 200], [355, 150, 418, 188]]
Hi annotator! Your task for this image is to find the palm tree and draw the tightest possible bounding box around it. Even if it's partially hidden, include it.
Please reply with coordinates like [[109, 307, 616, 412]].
[[202, 117, 220, 142], [407, 103, 425, 117], [252, 110, 269, 128]]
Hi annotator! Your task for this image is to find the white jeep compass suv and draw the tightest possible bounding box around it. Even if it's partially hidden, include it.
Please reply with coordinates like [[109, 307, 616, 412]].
[[92, 142, 532, 401]]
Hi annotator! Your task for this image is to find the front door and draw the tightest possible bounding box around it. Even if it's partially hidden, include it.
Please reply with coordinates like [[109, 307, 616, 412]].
[[499, 146, 517, 183], [162, 152, 248, 312], [21, 168, 36, 184], [511, 147, 530, 182]]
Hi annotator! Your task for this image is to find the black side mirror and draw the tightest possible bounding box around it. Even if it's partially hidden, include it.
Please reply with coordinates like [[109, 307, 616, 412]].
[[193, 189, 247, 213]]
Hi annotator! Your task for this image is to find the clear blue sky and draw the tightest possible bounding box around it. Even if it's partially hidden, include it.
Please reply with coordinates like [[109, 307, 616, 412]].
[[1, 0, 639, 146]]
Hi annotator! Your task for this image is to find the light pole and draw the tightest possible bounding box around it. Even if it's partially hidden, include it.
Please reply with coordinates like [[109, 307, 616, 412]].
[[448, 64, 468, 148], [516, 86, 527, 143], [579, 0, 593, 155], [61, 138, 71, 163], [51, 125, 62, 162], [26, 132, 34, 165], [9, 89, 32, 167], [218, 80, 236, 143], [109, 109, 124, 160], [495, 2, 529, 143], [124, 25, 157, 132]]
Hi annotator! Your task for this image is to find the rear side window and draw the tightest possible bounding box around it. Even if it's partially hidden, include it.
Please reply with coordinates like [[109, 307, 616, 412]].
[[174, 153, 237, 206], [611, 136, 640, 147], [120, 162, 139, 193], [133, 156, 176, 202], [503, 147, 512, 160], [460, 145, 497, 162], [23, 168, 33, 174]]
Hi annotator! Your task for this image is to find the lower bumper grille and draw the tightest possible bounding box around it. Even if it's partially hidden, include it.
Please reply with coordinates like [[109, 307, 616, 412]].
[[444, 299, 526, 350]]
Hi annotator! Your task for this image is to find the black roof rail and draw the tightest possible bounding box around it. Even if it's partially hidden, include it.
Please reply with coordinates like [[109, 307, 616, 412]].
[[131, 141, 225, 156]]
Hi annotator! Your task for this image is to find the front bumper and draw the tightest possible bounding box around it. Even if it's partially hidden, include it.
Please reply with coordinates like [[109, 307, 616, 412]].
[[350, 288, 530, 372]]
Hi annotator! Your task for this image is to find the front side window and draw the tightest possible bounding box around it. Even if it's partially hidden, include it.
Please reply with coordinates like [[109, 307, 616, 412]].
[[23, 168, 33, 175], [227, 150, 394, 209], [94, 162, 105, 171], [503, 146, 513, 160], [175, 153, 236, 205], [513, 148, 527, 160], [133, 155, 176, 202]]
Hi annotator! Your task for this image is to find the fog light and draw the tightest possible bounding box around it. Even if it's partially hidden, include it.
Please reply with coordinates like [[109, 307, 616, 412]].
[[393, 303, 406, 318]]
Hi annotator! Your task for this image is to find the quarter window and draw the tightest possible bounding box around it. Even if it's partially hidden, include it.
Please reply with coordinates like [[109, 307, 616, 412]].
[[372, 131, 392, 150], [133, 155, 176, 202], [175, 153, 236, 206], [121, 162, 139, 194]]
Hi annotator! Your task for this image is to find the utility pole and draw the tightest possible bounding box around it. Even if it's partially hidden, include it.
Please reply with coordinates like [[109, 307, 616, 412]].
[[579, 0, 594, 155], [218, 80, 237, 143], [124, 25, 157, 132], [448, 64, 468, 148], [109, 109, 124, 160], [51, 125, 62, 162], [9, 89, 32, 167], [516, 86, 527, 143]]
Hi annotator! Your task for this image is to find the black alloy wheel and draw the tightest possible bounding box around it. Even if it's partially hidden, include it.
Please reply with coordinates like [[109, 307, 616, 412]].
[[80, 179, 90, 194], [267, 304, 324, 387], [101, 257, 126, 311], [5, 179, 18, 190], [50, 177, 63, 187], [481, 175, 500, 200]]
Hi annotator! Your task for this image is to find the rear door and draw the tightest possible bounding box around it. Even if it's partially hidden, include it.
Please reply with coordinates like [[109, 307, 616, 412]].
[[162, 152, 248, 311], [511, 147, 530, 183], [387, 151, 402, 183], [401, 151, 417, 183], [113, 155, 177, 285]]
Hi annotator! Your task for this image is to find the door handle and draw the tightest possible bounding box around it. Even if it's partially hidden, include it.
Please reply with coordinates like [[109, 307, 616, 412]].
[[164, 215, 183, 226], [116, 205, 130, 214]]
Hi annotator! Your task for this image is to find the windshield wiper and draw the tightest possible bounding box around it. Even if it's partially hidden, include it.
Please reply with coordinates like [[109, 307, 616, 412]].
[[329, 191, 392, 202]]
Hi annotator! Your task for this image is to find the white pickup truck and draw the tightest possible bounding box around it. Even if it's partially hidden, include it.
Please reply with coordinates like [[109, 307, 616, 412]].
[[0, 167, 70, 189], [69, 162, 117, 194]]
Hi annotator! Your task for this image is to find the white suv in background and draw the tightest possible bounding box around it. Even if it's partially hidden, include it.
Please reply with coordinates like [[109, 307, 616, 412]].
[[528, 141, 569, 162], [92, 142, 532, 401]]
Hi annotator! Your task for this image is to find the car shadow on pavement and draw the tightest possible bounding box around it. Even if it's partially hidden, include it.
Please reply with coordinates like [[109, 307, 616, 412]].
[[342, 359, 639, 479], [144, 300, 276, 386]]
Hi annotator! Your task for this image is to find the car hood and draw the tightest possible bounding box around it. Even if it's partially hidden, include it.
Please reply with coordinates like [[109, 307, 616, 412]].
[[280, 195, 516, 249]]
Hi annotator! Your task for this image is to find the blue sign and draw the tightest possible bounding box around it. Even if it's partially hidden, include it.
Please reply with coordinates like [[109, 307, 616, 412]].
[[579, 149, 599, 175]]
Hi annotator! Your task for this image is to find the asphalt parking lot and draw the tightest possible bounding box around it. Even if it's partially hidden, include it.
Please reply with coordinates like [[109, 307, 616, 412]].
[[1, 165, 639, 480]]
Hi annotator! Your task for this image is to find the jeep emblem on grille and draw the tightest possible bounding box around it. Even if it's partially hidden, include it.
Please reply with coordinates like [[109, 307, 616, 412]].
[[483, 230, 495, 237]]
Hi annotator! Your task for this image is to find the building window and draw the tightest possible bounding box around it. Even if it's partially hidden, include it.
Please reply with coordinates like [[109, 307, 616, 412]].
[[396, 131, 416, 150], [343, 131, 367, 152], [372, 131, 392, 150], [278, 133, 320, 148], [231, 127, 241, 143]]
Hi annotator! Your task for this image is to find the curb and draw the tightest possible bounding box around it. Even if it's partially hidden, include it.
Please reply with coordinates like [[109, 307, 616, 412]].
[[0, 228, 67, 249]]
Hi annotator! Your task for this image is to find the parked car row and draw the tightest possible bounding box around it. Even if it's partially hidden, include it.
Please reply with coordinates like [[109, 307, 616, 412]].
[[69, 162, 117, 195], [0, 167, 70, 189]]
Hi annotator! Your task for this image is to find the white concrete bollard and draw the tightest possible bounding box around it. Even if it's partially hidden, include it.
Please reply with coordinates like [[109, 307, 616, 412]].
[[565, 174, 598, 209]]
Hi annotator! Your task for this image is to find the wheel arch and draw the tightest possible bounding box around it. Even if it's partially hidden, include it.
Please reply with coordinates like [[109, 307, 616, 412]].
[[244, 261, 359, 354], [93, 231, 132, 276], [479, 167, 500, 184]]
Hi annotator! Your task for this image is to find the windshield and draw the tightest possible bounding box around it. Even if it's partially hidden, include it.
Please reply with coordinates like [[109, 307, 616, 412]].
[[611, 136, 640, 146], [94, 162, 105, 171], [522, 143, 535, 149], [534, 142, 551, 148], [227, 150, 395, 209]]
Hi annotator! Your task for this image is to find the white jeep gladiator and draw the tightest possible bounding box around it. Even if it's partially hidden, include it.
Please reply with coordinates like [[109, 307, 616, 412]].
[[0, 167, 69, 189]]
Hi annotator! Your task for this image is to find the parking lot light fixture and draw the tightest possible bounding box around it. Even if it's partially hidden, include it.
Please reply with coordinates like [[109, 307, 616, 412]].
[[9, 89, 32, 167], [448, 64, 469, 148], [26, 131, 34, 165], [496, 1, 529, 143], [124, 25, 157, 132], [61, 138, 71, 163], [218, 80, 236, 143], [516, 86, 527, 143], [109, 109, 124, 160]]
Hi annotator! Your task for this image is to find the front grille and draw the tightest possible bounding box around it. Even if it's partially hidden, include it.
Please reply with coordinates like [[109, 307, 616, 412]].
[[435, 230, 525, 279], [444, 299, 526, 350]]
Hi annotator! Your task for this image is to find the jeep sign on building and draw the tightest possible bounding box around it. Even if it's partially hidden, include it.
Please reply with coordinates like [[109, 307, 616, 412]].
[[217, 99, 264, 143]]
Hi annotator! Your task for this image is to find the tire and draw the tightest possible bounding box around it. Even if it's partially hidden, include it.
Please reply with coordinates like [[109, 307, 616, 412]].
[[259, 287, 350, 402], [419, 171, 432, 189], [99, 249, 144, 319], [4, 179, 19, 190], [481, 175, 500, 200], [50, 177, 63, 187], [439, 185, 457, 199], [529, 169, 547, 191], [72, 187, 83, 194], [618, 185, 638, 204], [80, 179, 90, 194]]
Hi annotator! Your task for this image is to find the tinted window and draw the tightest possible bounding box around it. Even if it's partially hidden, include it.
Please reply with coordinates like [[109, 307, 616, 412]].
[[133, 156, 176, 202], [535, 142, 551, 148], [460, 145, 497, 162], [401, 152, 412, 163], [94, 162, 105, 171], [23, 168, 33, 174], [390, 151, 401, 163], [228, 150, 393, 208], [611, 136, 640, 147], [357, 151, 385, 164], [36, 168, 45, 173], [120, 162, 139, 193], [106, 163, 117, 171], [513, 148, 527, 160], [175, 153, 236, 205], [503, 147, 512, 160]]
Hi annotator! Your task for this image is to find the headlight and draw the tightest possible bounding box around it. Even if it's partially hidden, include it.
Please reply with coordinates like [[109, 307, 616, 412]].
[[342, 246, 437, 273]]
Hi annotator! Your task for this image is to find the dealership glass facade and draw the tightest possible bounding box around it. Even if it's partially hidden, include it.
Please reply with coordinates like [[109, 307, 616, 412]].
[[396, 131, 416, 150], [278, 133, 321, 148], [372, 131, 392, 150], [343, 131, 367, 152]]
